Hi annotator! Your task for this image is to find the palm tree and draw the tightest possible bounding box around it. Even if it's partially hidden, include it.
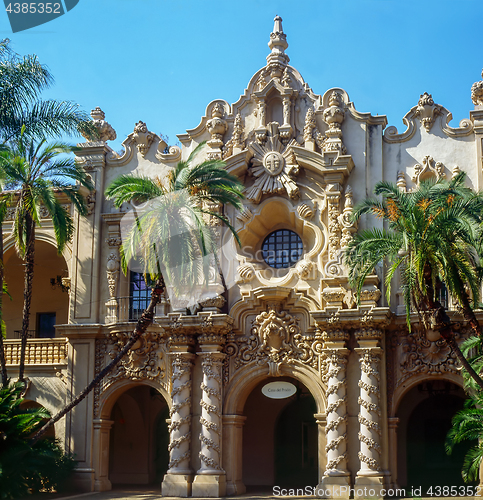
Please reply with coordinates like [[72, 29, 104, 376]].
[[30, 143, 244, 443], [446, 393, 483, 483], [0, 382, 76, 498], [0, 130, 94, 382], [0, 39, 96, 142], [344, 173, 483, 390]]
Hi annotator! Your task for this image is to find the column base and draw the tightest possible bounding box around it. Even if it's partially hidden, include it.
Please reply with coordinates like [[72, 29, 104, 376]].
[[321, 475, 351, 499], [354, 475, 384, 500], [161, 473, 193, 497], [226, 480, 246, 496], [192, 473, 226, 497], [94, 478, 112, 492], [71, 468, 95, 492]]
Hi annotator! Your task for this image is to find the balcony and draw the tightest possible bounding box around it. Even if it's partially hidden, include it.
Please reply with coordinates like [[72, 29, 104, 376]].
[[4, 338, 68, 365]]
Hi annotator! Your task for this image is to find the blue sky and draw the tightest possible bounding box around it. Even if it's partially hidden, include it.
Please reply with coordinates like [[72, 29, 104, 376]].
[[1, 0, 481, 152]]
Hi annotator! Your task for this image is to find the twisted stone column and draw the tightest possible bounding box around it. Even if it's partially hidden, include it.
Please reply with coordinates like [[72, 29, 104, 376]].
[[356, 348, 382, 475], [324, 350, 349, 475], [321, 329, 350, 497], [193, 333, 227, 497], [162, 352, 194, 497], [354, 327, 385, 500], [198, 352, 224, 473]]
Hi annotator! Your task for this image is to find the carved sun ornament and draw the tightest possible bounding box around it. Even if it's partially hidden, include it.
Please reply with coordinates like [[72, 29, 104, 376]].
[[246, 135, 299, 204]]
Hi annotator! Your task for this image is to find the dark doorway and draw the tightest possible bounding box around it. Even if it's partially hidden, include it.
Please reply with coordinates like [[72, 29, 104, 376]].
[[37, 312, 56, 338], [109, 386, 169, 485], [274, 394, 318, 487], [406, 391, 475, 490], [242, 377, 318, 490]]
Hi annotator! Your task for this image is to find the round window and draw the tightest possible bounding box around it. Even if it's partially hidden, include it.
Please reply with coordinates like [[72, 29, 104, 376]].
[[261, 230, 303, 269]]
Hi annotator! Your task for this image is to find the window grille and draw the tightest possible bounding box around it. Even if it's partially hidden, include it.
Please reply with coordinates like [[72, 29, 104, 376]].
[[129, 271, 150, 320], [261, 229, 303, 269]]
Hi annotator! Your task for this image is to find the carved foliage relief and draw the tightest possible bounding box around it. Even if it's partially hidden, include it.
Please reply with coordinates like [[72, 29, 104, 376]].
[[224, 306, 326, 380], [94, 330, 168, 416]]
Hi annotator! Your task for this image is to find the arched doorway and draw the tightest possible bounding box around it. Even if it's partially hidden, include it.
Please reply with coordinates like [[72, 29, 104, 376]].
[[397, 380, 475, 490], [3, 240, 69, 338], [242, 377, 318, 490], [108, 385, 169, 486]]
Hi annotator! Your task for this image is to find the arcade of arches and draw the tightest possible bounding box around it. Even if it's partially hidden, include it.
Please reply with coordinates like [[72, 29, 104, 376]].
[[4, 15, 483, 499]]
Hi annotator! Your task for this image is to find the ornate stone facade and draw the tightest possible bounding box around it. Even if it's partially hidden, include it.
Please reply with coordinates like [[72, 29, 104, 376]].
[[5, 16, 483, 500]]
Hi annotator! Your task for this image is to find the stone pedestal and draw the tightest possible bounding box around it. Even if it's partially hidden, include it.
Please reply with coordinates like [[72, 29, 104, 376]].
[[223, 415, 246, 495], [354, 475, 385, 500], [92, 419, 114, 491], [161, 473, 194, 497], [322, 475, 351, 499], [192, 474, 226, 497]]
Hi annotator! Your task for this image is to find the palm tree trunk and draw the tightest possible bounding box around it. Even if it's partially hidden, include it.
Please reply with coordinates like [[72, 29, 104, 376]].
[[29, 278, 165, 445], [440, 326, 483, 391], [18, 215, 35, 383], [459, 288, 481, 337], [424, 267, 483, 388], [0, 223, 8, 387]]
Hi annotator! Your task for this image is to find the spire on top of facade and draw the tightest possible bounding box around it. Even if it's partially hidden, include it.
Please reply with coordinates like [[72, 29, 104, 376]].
[[266, 15, 289, 75]]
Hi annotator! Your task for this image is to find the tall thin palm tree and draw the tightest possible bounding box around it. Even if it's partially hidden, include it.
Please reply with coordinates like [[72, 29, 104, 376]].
[[30, 143, 244, 443], [0, 130, 93, 382], [344, 173, 483, 390]]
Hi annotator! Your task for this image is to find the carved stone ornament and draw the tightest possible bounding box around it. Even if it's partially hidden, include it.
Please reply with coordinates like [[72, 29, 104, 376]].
[[471, 69, 483, 106], [82, 107, 117, 142], [86, 191, 96, 216], [106, 252, 120, 299], [206, 103, 228, 149], [247, 123, 299, 203], [132, 121, 155, 157], [322, 91, 347, 154], [398, 327, 462, 385], [412, 155, 446, 184], [396, 171, 407, 191], [224, 306, 326, 379], [224, 317, 326, 383], [339, 186, 357, 249], [223, 111, 245, 159], [414, 93, 442, 132], [297, 202, 315, 220], [235, 263, 255, 284]]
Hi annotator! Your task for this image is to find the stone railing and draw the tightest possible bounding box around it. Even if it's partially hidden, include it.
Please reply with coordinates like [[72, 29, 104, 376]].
[[4, 338, 68, 365]]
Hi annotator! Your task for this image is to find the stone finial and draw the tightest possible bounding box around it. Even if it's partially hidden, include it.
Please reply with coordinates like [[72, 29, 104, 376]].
[[132, 121, 155, 157], [414, 92, 442, 131], [396, 171, 407, 191], [471, 69, 483, 106], [82, 106, 117, 142], [266, 15, 289, 77]]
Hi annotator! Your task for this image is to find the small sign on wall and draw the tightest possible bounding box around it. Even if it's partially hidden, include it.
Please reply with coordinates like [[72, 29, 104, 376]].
[[262, 381, 297, 399]]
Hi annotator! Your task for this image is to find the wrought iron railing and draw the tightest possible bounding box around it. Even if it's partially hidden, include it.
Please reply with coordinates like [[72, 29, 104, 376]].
[[13, 330, 35, 339], [4, 338, 68, 365]]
